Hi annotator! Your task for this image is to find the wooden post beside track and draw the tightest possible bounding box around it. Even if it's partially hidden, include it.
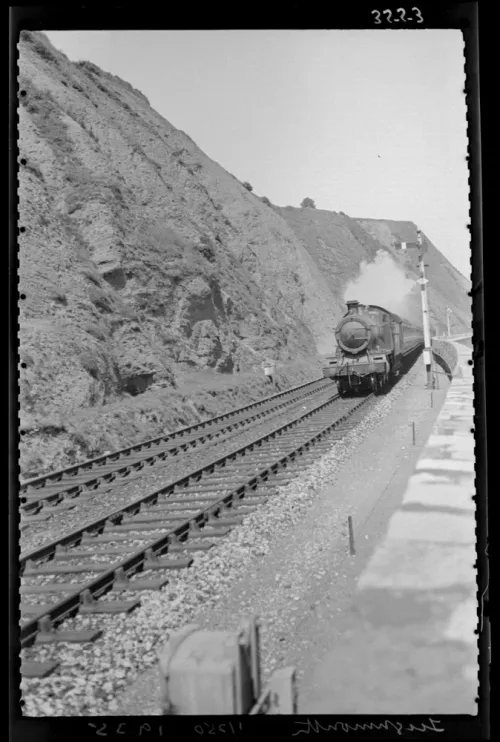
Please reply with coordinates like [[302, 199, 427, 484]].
[[348, 516, 356, 556]]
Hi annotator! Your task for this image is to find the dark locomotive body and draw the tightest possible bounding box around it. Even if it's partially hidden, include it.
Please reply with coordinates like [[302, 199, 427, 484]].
[[322, 300, 424, 394]]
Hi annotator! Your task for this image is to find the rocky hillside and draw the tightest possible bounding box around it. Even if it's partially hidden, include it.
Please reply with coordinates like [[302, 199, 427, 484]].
[[17, 31, 471, 477]]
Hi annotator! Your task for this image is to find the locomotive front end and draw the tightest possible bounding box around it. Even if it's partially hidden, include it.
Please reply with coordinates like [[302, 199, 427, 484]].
[[337, 317, 371, 354], [322, 300, 391, 394]]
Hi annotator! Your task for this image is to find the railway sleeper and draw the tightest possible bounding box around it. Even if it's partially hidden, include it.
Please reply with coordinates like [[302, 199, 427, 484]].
[[35, 618, 103, 645], [216, 464, 278, 475], [229, 495, 268, 505], [266, 474, 294, 484], [23, 490, 67, 504], [21, 660, 60, 679], [196, 471, 256, 481], [249, 484, 282, 495], [105, 520, 185, 533], [136, 505, 200, 517], [82, 533, 150, 544], [289, 451, 325, 462], [144, 554, 193, 570], [141, 500, 222, 512], [79, 590, 140, 615], [207, 515, 246, 527], [158, 495, 222, 506], [21, 602, 56, 617], [53, 545, 134, 560], [189, 526, 232, 539], [169, 542, 215, 552], [184, 486, 242, 497], [220, 505, 256, 515], [224, 469, 287, 481], [24, 562, 111, 575], [39, 501, 77, 515], [20, 511, 52, 524], [121, 512, 196, 524], [167, 489, 223, 499], [181, 472, 242, 490], [112, 568, 170, 592], [20, 582, 89, 594]]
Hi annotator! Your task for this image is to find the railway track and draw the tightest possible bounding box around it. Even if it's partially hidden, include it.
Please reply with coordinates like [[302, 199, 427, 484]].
[[20, 377, 333, 521], [20, 389, 375, 679]]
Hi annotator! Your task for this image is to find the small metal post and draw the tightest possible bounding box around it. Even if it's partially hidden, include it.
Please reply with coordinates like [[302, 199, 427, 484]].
[[348, 516, 356, 556], [412, 421, 416, 445]]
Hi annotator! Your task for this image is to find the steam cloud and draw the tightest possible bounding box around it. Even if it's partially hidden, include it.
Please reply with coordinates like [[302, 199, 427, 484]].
[[343, 249, 420, 322]]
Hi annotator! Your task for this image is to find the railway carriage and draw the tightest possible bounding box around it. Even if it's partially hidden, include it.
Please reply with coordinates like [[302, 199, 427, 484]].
[[322, 300, 424, 395]]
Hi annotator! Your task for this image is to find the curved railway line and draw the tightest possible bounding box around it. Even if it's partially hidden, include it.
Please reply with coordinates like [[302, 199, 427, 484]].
[[20, 392, 372, 677], [20, 346, 422, 681], [20, 377, 333, 521]]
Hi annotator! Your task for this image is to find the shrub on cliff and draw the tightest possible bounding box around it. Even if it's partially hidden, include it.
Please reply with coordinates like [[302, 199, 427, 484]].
[[242, 181, 253, 192], [88, 284, 114, 313], [196, 235, 216, 262], [300, 197, 316, 209]]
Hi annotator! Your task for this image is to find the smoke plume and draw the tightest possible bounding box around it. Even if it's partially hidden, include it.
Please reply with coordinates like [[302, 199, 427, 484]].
[[343, 249, 419, 322]]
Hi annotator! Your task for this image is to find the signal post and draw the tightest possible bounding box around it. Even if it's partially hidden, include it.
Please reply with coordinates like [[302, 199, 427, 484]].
[[416, 230, 433, 388], [398, 228, 434, 389]]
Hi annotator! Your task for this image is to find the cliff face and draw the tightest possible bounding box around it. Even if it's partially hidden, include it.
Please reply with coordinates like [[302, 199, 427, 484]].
[[17, 32, 471, 476], [18, 32, 335, 409]]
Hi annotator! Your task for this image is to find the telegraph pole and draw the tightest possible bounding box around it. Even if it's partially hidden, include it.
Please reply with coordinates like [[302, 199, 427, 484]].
[[416, 229, 433, 389]]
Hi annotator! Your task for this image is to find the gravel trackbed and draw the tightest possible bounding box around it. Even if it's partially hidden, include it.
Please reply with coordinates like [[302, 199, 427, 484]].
[[20, 361, 448, 716]]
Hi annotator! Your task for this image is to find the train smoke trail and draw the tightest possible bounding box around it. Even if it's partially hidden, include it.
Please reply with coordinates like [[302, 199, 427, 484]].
[[343, 249, 420, 321]]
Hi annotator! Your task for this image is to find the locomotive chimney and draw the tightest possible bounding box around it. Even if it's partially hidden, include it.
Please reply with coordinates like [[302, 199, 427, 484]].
[[346, 300, 360, 314]]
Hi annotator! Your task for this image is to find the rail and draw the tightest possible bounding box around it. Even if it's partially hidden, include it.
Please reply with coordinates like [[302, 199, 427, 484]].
[[21, 376, 327, 491], [21, 391, 371, 675]]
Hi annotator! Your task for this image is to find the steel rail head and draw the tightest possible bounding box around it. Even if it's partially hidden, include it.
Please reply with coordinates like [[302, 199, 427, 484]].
[[20, 377, 330, 492], [20, 380, 335, 514], [20, 389, 339, 567], [20, 357, 425, 650], [20, 391, 369, 649]]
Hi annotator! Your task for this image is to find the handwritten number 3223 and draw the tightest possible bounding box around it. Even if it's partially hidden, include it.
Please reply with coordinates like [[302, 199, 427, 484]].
[[372, 8, 424, 23]]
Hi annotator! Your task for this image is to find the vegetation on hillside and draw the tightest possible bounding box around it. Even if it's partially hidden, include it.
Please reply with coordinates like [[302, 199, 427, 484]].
[[18, 31, 471, 478]]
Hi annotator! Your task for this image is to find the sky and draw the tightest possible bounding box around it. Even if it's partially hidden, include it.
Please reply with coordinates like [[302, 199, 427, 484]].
[[45, 30, 471, 279]]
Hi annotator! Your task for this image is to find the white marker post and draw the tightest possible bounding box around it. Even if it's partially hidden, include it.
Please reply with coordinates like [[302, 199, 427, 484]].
[[348, 516, 356, 556]]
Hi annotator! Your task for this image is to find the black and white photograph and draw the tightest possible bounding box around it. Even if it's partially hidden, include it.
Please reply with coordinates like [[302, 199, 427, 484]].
[[14, 11, 483, 729]]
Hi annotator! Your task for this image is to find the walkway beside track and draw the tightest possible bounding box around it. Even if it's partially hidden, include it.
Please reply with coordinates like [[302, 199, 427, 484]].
[[301, 341, 478, 714]]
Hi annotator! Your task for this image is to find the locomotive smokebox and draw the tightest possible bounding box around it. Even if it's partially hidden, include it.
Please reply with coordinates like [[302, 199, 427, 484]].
[[346, 300, 360, 313]]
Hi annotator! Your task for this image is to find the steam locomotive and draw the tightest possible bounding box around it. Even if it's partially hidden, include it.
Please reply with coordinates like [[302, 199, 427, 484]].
[[322, 300, 424, 395]]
